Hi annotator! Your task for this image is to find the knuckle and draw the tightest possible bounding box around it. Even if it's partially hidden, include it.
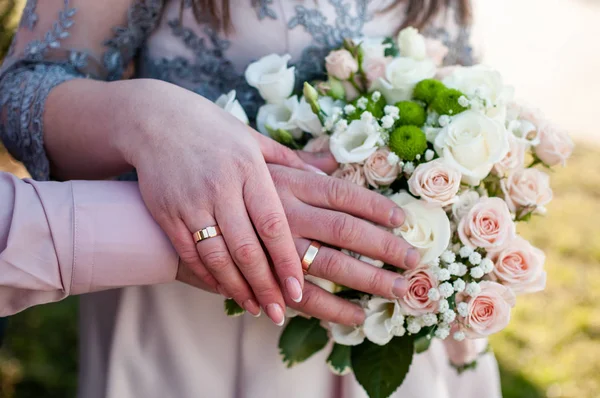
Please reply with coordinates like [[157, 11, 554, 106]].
[[232, 241, 263, 266], [327, 179, 351, 207], [202, 248, 231, 273], [332, 215, 360, 244], [320, 252, 344, 280], [381, 235, 402, 260], [366, 269, 386, 294], [255, 212, 287, 240]]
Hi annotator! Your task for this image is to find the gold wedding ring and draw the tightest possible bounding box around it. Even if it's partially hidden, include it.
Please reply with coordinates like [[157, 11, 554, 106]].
[[301, 241, 321, 275], [193, 226, 222, 243]]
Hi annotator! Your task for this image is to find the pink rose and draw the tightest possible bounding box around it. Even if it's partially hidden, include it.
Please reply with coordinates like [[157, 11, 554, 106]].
[[461, 281, 516, 338], [535, 124, 574, 167], [303, 135, 330, 153], [363, 57, 390, 86], [458, 197, 516, 250], [408, 158, 461, 207], [332, 163, 366, 187], [398, 268, 439, 316], [501, 168, 553, 214], [325, 49, 359, 80], [363, 148, 400, 188], [488, 236, 546, 294], [424, 38, 449, 66], [493, 134, 526, 177]]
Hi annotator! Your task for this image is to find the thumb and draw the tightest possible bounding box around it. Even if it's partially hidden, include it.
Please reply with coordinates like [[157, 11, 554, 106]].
[[295, 150, 339, 175]]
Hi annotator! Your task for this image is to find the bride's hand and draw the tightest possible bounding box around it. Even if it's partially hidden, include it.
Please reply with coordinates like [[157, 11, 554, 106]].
[[114, 80, 323, 326]]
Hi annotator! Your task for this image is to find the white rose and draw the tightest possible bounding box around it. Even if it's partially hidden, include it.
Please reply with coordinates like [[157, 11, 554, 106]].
[[329, 117, 382, 163], [444, 65, 514, 122], [245, 53, 295, 104], [434, 110, 510, 185], [390, 192, 452, 265], [452, 190, 480, 221], [397, 27, 427, 61], [256, 96, 301, 138], [373, 57, 436, 103], [215, 90, 249, 125]]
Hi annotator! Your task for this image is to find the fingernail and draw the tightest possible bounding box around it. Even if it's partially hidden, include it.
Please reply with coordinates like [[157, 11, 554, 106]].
[[303, 164, 327, 176], [243, 299, 262, 317], [353, 308, 366, 326], [389, 207, 405, 227], [392, 277, 409, 298], [266, 303, 285, 326], [285, 277, 303, 303], [217, 285, 230, 298], [405, 248, 421, 269]]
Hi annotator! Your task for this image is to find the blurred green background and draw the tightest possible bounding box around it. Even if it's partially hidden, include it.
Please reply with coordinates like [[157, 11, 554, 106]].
[[0, 1, 599, 397]]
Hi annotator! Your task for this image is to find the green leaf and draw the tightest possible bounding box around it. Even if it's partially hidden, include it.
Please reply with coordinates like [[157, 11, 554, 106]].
[[327, 344, 353, 375], [351, 336, 415, 398], [224, 299, 245, 317], [414, 335, 432, 354], [279, 317, 328, 368], [383, 37, 399, 57]]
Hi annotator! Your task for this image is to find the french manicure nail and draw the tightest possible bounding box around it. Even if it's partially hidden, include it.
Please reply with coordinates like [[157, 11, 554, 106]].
[[243, 299, 262, 317], [405, 248, 421, 269], [392, 277, 409, 298], [266, 303, 285, 326], [389, 207, 405, 227], [303, 164, 327, 175], [285, 277, 303, 303]]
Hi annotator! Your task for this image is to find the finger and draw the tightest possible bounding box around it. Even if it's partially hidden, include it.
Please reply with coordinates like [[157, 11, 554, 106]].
[[295, 150, 338, 174], [252, 130, 308, 171], [291, 205, 420, 270], [164, 217, 220, 291], [288, 167, 407, 228], [176, 261, 218, 294], [215, 198, 288, 326], [244, 167, 305, 302], [296, 239, 409, 299], [186, 211, 262, 317], [288, 282, 365, 326]]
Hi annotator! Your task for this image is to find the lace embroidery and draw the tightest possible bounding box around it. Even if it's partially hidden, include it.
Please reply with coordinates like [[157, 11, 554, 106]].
[[21, 0, 40, 30], [23, 0, 76, 61], [256, 0, 277, 20], [0, 64, 80, 180]]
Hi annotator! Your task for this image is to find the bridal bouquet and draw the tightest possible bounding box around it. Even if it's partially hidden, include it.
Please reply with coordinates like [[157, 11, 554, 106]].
[[217, 27, 574, 398]]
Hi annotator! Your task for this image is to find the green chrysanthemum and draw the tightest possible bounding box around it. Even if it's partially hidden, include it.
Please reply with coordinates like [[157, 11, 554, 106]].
[[395, 101, 426, 127], [389, 126, 427, 161], [413, 79, 446, 104], [431, 88, 468, 116], [348, 92, 386, 121]]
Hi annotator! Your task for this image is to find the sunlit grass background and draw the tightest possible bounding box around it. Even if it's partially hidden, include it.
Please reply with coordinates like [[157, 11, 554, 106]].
[[1, 0, 599, 397]]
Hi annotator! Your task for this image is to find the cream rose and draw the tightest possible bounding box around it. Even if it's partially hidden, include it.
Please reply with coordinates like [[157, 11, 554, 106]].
[[398, 268, 439, 316], [452, 190, 480, 221], [363, 148, 401, 188], [245, 53, 295, 104], [408, 158, 462, 207], [501, 168, 553, 214], [458, 197, 516, 251], [329, 117, 382, 163], [434, 110, 510, 185], [374, 57, 436, 103], [461, 281, 516, 338], [332, 163, 367, 187], [488, 236, 546, 294], [492, 133, 526, 177], [215, 90, 249, 125], [535, 124, 574, 167], [303, 135, 330, 153], [397, 27, 427, 61], [325, 49, 359, 80], [390, 192, 451, 264]]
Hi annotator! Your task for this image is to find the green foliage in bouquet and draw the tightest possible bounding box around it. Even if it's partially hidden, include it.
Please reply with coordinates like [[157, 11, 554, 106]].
[[389, 126, 427, 161], [413, 79, 446, 105], [395, 101, 426, 127], [430, 88, 468, 116]]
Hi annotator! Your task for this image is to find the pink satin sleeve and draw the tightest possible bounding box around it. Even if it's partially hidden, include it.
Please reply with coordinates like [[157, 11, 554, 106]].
[[0, 172, 178, 316]]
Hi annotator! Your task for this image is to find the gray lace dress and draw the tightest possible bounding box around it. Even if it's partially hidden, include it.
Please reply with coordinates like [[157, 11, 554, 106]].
[[0, 1, 501, 398]]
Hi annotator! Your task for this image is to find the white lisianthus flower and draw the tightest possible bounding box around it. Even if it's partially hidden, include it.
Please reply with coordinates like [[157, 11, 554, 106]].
[[363, 297, 406, 345], [256, 96, 302, 138], [330, 323, 365, 346], [390, 192, 451, 265], [397, 27, 427, 61], [305, 275, 337, 294], [215, 90, 249, 125], [373, 57, 436, 103], [443, 65, 514, 122], [293, 97, 324, 136], [329, 117, 382, 163], [434, 110, 510, 186], [245, 54, 295, 104]]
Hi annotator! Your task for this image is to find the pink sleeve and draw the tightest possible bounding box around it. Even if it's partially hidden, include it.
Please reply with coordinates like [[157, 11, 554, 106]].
[[0, 172, 178, 316]]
